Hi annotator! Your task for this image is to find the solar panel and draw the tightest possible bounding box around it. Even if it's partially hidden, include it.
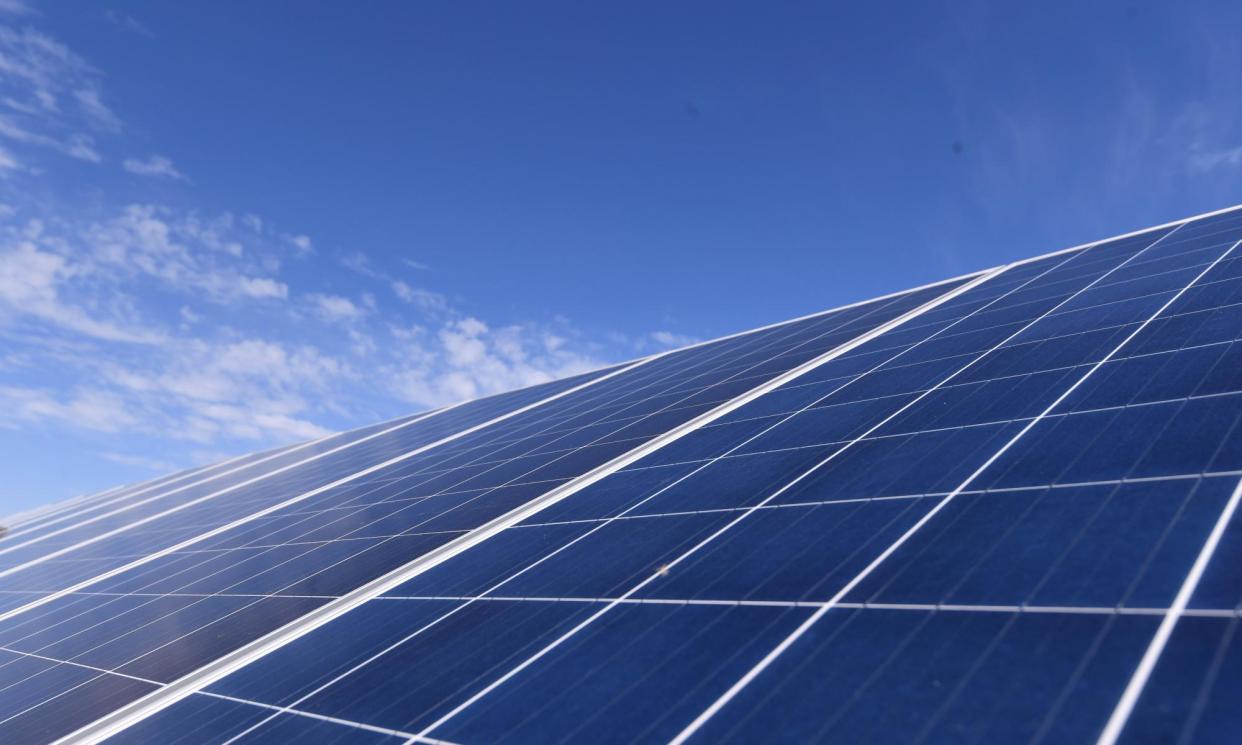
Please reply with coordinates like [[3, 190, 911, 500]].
[[2, 206, 1240, 744]]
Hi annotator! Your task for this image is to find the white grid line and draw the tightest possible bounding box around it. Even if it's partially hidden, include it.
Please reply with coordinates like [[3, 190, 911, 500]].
[[6, 590, 1242, 618]]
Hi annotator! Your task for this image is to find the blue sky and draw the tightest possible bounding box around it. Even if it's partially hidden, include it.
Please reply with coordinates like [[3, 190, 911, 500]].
[[1, 1, 1240, 514]]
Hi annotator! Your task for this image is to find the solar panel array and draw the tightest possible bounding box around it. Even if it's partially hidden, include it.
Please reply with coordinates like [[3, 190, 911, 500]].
[[2, 206, 1240, 744]]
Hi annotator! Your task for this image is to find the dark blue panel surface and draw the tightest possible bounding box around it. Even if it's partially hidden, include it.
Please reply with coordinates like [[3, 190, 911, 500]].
[[106, 693, 404, 745], [12, 208, 1242, 744], [0, 275, 974, 742], [690, 609, 1156, 744], [1122, 616, 1242, 745]]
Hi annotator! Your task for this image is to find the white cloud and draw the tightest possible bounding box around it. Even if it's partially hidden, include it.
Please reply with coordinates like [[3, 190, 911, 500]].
[[0, 143, 18, 170], [88, 337, 349, 443], [63, 132, 100, 161], [284, 233, 313, 256], [122, 154, 185, 180], [238, 276, 288, 300], [0, 385, 138, 432], [1190, 144, 1242, 172], [0, 115, 101, 161], [83, 204, 296, 304], [386, 316, 604, 408], [342, 251, 448, 315], [104, 11, 154, 38], [392, 280, 448, 311], [650, 330, 698, 348], [340, 251, 376, 277], [74, 87, 121, 132], [308, 293, 364, 323], [0, 238, 164, 343], [0, 25, 117, 165], [99, 451, 175, 471], [0, 0, 32, 16]]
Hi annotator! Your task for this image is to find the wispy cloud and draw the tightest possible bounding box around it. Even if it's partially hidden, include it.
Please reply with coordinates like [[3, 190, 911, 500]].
[[0, 385, 139, 432], [392, 280, 448, 311], [0, 115, 101, 161], [238, 276, 288, 300], [0, 1, 32, 17], [74, 87, 120, 132], [284, 233, 313, 256], [650, 330, 698, 348], [104, 10, 154, 38], [0, 24, 118, 166], [0, 236, 165, 343], [0, 143, 19, 170], [1189, 144, 1242, 173], [99, 451, 176, 472], [123, 154, 185, 180], [342, 250, 446, 310], [307, 293, 365, 323], [387, 317, 602, 407]]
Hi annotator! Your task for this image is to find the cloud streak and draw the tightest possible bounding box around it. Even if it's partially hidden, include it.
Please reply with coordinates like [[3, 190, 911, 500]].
[[0, 24, 117, 167], [123, 154, 185, 180]]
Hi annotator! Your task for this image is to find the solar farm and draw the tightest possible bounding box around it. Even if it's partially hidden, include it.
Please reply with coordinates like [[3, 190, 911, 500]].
[[2, 206, 1240, 743]]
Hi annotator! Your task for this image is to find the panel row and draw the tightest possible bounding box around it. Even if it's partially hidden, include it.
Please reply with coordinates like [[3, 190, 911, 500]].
[[112, 211, 1242, 744]]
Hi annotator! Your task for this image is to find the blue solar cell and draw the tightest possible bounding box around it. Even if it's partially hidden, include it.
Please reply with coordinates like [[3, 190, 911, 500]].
[[0, 275, 972, 742], [103, 695, 280, 745], [1123, 616, 1242, 745], [683, 610, 1155, 744], [431, 603, 811, 744], [7, 208, 1242, 743], [106, 693, 405, 744]]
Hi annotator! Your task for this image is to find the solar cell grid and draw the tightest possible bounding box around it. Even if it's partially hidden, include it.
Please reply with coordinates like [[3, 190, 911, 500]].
[[1, 283, 938, 592], [0, 430, 387, 568], [0, 274, 978, 743], [183, 213, 1239, 743], [0, 364, 626, 578], [0, 453, 266, 544], [0, 365, 631, 593], [116, 245, 1112, 740], [4, 205, 1242, 744]]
